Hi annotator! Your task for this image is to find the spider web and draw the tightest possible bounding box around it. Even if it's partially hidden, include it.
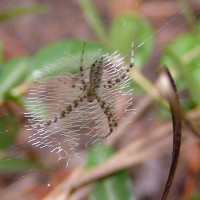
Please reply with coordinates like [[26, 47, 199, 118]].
[[25, 50, 133, 165], [0, 2, 199, 199]]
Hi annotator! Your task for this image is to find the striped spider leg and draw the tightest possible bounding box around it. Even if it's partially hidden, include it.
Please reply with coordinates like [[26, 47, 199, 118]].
[[97, 42, 134, 138], [28, 44, 100, 128], [103, 42, 134, 89], [36, 42, 88, 127], [40, 46, 112, 136]]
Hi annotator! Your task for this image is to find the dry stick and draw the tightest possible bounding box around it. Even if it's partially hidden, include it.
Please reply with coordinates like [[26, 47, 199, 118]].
[[69, 184, 94, 200], [70, 138, 198, 200], [74, 138, 170, 188], [43, 121, 172, 200], [68, 140, 171, 200], [1, 174, 39, 200], [157, 68, 182, 200], [43, 167, 83, 200]]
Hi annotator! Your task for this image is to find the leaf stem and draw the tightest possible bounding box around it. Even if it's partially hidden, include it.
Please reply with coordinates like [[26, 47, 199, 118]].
[[78, 0, 108, 46]]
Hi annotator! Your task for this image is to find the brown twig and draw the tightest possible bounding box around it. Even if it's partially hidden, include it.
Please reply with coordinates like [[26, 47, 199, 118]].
[[157, 68, 182, 200], [43, 120, 173, 200], [43, 131, 198, 200]]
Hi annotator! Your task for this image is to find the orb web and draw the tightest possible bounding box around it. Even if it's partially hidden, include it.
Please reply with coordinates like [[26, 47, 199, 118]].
[[25, 47, 134, 165]]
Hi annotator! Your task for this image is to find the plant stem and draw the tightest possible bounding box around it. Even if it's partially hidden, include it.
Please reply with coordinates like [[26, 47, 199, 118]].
[[78, 0, 108, 46]]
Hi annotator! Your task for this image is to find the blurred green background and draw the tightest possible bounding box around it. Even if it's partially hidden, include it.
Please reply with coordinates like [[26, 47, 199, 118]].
[[0, 0, 200, 199]]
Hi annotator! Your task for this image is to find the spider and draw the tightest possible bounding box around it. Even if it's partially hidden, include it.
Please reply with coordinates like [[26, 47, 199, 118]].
[[26, 42, 134, 165], [30, 42, 134, 139], [27, 42, 134, 154], [32, 42, 134, 139]]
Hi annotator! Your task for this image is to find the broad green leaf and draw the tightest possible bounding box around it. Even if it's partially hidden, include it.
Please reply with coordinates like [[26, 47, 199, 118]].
[[0, 57, 29, 102], [0, 157, 40, 172], [161, 27, 200, 106], [0, 109, 20, 150], [86, 143, 135, 200], [0, 5, 46, 21], [30, 40, 106, 74], [109, 14, 153, 67]]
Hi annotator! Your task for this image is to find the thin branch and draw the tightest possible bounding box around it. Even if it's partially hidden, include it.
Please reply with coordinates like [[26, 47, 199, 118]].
[[42, 121, 174, 200], [157, 68, 182, 200]]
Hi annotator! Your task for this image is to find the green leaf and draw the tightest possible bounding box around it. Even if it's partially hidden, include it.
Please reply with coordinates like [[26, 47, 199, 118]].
[[109, 14, 153, 67], [86, 143, 135, 200], [0, 157, 40, 172], [161, 27, 200, 106], [190, 193, 200, 200], [85, 143, 114, 167], [0, 57, 30, 102], [0, 109, 20, 150], [30, 39, 106, 73], [90, 170, 134, 200], [0, 5, 46, 21]]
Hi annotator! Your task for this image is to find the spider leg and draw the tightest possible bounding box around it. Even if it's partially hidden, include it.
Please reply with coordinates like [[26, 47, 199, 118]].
[[103, 73, 127, 89], [30, 43, 89, 130], [70, 42, 87, 91], [79, 42, 87, 87], [130, 41, 135, 69], [57, 42, 87, 91], [37, 92, 87, 128], [103, 42, 134, 89], [59, 93, 86, 119], [95, 95, 117, 138]]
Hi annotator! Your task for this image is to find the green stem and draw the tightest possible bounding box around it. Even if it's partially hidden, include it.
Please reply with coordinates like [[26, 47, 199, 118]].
[[0, 5, 46, 21], [0, 42, 3, 63], [166, 47, 200, 105], [179, 0, 196, 30], [129, 68, 168, 108], [78, 0, 108, 46]]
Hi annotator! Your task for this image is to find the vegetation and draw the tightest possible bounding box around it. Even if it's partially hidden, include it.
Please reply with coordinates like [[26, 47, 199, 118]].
[[0, 1, 199, 199]]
